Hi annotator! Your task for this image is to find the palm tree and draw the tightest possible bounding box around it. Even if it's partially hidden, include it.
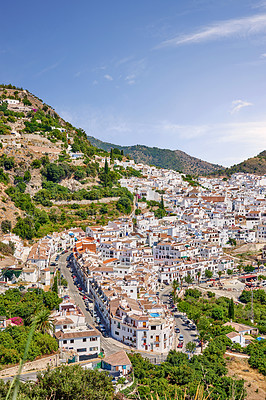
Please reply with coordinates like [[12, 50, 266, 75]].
[[198, 330, 209, 353], [180, 277, 184, 291], [32, 309, 55, 334], [172, 279, 179, 303], [196, 271, 201, 285], [218, 271, 222, 282]]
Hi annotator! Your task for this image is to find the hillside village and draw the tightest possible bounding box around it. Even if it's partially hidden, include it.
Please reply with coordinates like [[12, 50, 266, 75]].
[[0, 87, 266, 397]]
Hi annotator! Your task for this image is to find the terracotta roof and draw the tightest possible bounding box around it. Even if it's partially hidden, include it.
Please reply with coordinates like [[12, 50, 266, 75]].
[[103, 350, 131, 366], [55, 329, 100, 339]]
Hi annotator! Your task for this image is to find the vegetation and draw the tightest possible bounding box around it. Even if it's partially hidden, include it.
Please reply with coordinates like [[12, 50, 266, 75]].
[[128, 346, 245, 399], [0, 288, 61, 366], [212, 150, 266, 177], [0, 364, 114, 400], [87, 135, 222, 175]]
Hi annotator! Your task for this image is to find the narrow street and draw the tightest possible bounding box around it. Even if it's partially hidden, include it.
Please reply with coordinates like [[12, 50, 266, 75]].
[[60, 254, 199, 357], [159, 285, 199, 353]]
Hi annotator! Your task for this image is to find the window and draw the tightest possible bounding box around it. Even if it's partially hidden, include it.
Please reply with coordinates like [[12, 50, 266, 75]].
[[151, 326, 156, 330], [115, 331, 119, 336], [90, 347, 98, 352], [70, 339, 74, 343], [83, 338, 87, 342], [63, 325, 67, 329], [77, 348, 86, 353], [90, 337, 97, 341], [63, 340, 67, 344], [143, 322, 146, 328]]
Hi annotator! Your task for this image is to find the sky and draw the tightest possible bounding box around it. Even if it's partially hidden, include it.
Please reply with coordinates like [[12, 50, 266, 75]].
[[1, 0, 266, 166]]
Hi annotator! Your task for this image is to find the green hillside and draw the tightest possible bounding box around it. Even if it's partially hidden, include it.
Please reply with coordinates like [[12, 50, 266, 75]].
[[214, 150, 266, 176], [87, 135, 223, 175], [0, 85, 134, 240]]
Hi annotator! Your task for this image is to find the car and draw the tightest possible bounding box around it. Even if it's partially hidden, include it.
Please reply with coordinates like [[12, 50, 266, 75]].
[[175, 327, 180, 333], [50, 262, 57, 266], [55, 256, 59, 261], [96, 317, 100, 323], [179, 334, 184, 341], [177, 342, 183, 348], [83, 296, 87, 300]]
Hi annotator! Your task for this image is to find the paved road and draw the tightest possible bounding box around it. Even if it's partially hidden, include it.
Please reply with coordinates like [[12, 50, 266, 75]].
[[59, 253, 138, 357], [159, 285, 199, 353], [60, 254, 200, 358]]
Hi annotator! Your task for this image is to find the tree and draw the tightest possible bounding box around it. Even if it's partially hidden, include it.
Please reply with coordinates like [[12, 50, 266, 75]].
[[244, 265, 255, 273], [205, 270, 213, 279], [116, 196, 132, 214], [228, 298, 235, 320], [1, 365, 114, 399], [160, 195, 165, 211], [110, 148, 114, 162], [196, 271, 201, 284], [218, 271, 222, 280], [186, 341, 196, 359], [32, 309, 55, 334], [172, 280, 178, 303], [52, 276, 58, 294], [185, 275, 193, 284], [1, 220, 11, 233]]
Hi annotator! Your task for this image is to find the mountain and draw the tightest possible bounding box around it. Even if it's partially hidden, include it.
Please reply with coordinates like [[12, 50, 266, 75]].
[[0, 85, 133, 240], [87, 135, 223, 175], [214, 151, 266, 176]]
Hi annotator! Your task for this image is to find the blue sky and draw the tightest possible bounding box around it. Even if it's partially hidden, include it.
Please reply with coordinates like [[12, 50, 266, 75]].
[[1, 0, 266, 166]]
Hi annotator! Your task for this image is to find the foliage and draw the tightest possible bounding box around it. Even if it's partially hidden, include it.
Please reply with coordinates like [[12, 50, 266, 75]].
[[205, 270, 213, 279], [185, 289, 202, 299], [0, 365, 114, 399], [129, 346, 245, 399], [246, 339, 266, 375], [1, 220, 11, 233], [228, 298, 235, 320]]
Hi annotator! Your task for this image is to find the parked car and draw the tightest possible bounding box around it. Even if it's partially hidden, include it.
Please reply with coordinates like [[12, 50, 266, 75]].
[[50, 262, 57, 266], [179, 334, 184, 341], [175, 327, 180, 333], [177, 341, 183, 348]]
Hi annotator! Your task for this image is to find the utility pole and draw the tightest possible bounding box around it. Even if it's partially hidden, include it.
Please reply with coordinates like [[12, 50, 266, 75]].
[[251, 288, 254, 323]]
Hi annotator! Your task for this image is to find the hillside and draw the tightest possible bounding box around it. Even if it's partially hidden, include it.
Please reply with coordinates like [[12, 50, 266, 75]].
[[0, 85, 135, 240], [213, 150, 266, 176], [87, 135, 223, 175]]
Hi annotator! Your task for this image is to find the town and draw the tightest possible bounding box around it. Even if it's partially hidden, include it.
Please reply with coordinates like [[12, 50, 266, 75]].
[[0, 156, 265, 386]]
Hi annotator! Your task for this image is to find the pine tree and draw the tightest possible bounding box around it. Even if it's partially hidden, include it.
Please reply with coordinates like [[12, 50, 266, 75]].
[[121, 149, 124, 156], [110, 148, 114, 162], [228, 298, 235, 320], [104, 158, 109, 174], [160, 195, 165, 210]]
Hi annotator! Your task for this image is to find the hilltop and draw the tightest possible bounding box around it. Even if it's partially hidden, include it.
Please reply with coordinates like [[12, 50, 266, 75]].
[[87, 135, 223, 175], [213, 150, 266, 177], [0, 85, 135, 240]]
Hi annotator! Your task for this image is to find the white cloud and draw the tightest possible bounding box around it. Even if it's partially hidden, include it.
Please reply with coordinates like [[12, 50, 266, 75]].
[[157, 13, 266, 47], [35, 62, 60, 77], [125, 74, 136, 85], [230, 99, 253, 114], [104, 74, 113, 81]]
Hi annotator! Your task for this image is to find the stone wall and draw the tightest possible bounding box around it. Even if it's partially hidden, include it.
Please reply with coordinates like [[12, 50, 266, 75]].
[[0, 354, 59, 378]]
